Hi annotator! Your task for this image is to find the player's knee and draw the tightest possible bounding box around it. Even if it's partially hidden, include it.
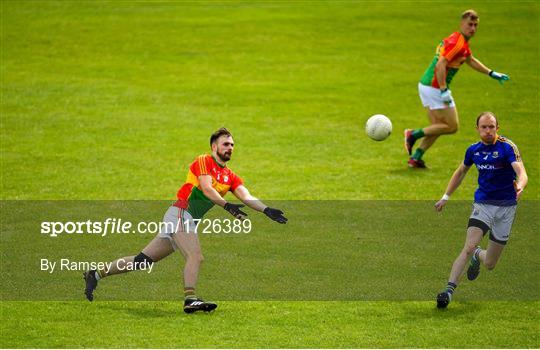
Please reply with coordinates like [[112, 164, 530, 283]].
[[187, 251, 204, 264], [463, 244, 477, 256], [193, 251, 204, 264], [196, 252, 204, 264], [447, 123, 458, 134], [484, 259, 497, 270], [134, 252, 154, 270]]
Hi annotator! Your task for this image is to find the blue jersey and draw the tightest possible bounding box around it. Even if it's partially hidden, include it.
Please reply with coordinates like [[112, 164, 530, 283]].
[[464, 136, 521, 205]]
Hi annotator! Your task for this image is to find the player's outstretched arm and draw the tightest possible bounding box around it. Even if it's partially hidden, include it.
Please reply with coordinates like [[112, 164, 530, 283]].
[[435, 163, 471, 212], [199, 175, 247, 219], [466, 55, 509, 84], [512, 161, 528, 200], [233, 185, 288, 224]]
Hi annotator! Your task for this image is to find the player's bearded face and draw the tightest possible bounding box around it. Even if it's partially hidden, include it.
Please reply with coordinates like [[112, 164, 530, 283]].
[[216, 136, 234, 161]]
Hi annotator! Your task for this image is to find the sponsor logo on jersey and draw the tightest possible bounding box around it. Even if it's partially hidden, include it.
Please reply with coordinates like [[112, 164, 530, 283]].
[[216, 173, 229, 183], [477, 164, 496, 170]]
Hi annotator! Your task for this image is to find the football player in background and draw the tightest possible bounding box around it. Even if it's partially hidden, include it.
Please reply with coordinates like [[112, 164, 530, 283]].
[[434, 112, 527, 308], [405, 10, 509, 168]]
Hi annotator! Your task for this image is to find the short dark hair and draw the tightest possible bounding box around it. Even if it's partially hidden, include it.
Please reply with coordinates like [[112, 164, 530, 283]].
[[476, 111, 498, 126], [461, 9, 479, 21], [210, 127, 232, 145]]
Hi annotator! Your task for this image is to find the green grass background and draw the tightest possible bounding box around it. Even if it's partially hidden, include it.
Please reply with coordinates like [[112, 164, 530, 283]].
[[1, 0, 539, 348]]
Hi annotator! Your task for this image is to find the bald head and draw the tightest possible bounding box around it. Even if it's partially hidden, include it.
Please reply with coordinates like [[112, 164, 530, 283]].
[[476, 112, 499, 144], [476, 111, 498, 126]]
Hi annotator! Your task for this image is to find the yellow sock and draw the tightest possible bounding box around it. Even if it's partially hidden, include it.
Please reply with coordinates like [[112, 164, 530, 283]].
[[95, 268, 107, 280], [184, 287, 196, 300]]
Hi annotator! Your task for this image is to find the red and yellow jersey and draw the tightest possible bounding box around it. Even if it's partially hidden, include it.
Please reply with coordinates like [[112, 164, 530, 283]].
[[174, 154, 243, 219], [420, 32, 472, 88]]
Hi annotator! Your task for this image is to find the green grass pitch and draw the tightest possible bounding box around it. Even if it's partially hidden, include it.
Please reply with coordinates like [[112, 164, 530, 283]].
[[1, 1, 539, 348]]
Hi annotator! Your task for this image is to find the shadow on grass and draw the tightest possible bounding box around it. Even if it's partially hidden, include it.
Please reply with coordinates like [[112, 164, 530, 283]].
[[401, 301, 484, 319], [96, 302, 179, 318], [387, 166, 432, 174], [95, 301, 217, 319]]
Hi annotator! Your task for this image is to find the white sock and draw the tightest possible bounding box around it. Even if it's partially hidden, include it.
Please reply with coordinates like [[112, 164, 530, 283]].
[[474, 247, 482, 260]]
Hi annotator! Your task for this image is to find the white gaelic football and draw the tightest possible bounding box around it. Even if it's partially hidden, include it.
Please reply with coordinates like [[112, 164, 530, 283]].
[[365, 114, 392, 141]]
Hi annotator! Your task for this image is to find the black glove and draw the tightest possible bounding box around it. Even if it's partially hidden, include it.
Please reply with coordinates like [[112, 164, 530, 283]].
[[224, 203, 247, 219], [264, 207, 287, 224]]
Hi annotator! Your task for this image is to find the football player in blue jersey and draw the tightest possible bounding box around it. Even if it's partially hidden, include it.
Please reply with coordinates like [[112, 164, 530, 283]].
[[433, 111, 528, 308]]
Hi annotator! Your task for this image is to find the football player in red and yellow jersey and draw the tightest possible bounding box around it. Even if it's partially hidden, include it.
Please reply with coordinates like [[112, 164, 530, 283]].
[[83, 128, 287, 313], [404, 10, 510, 168]]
